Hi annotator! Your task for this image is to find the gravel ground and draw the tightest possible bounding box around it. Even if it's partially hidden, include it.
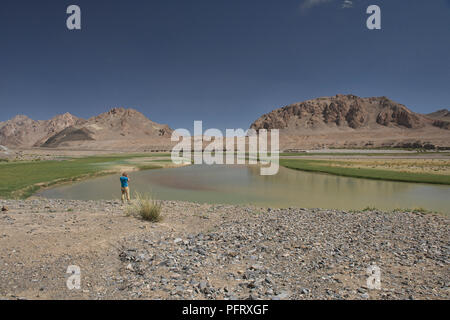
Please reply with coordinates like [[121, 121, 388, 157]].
[[0, 199, 448, 300]]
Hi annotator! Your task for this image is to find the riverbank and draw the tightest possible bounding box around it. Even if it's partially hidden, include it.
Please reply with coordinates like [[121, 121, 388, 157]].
[[280, 159, 450, 185], [1, 151, 449, 200], [0, 153, 175, 199], [0, 199, 448, 300]]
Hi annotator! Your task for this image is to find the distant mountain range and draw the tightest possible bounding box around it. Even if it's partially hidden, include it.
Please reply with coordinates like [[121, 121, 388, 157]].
[[250, 95, 449, 149], [251, 95, 448, 132], [1, 95, 449, 151], [0, 108, 172, 150]]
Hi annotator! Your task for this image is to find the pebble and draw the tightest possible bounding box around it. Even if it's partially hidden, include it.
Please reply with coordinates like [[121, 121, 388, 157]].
[[0, 199, 448, 300]]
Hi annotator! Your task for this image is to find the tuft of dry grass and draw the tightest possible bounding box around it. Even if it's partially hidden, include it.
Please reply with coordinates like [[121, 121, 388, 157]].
[[281, 159, 450, 185], [327, 159, 450, 175], [126, 192, 162, 222]]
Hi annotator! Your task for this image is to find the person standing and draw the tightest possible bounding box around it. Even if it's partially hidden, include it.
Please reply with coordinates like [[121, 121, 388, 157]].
[[120, 172, 131, 203]]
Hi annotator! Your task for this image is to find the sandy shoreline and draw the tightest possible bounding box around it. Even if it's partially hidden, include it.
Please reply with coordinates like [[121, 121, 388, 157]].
[[0, 199, 448, 300]]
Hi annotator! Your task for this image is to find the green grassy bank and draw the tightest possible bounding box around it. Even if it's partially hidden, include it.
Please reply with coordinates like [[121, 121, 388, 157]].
[[0, 154, 170, 199], [279, 152, 450, 157], [280, 159, 450, 185]]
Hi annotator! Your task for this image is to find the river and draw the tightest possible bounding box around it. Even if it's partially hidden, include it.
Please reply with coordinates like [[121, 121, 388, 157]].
[[37, 164, 450, 214]]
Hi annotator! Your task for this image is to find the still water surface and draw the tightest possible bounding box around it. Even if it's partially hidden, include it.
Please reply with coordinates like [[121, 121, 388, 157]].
[[38, 165, 450, 214]]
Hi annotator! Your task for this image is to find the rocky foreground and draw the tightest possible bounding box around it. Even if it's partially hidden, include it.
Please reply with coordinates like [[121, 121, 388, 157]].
[[0, 199, 448, 300]]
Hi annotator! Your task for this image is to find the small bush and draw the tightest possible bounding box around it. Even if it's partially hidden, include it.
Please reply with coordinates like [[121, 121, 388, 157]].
[[410, 207, 431, 214], [126, 192, 162, 222], [361, 206, 377, 212]]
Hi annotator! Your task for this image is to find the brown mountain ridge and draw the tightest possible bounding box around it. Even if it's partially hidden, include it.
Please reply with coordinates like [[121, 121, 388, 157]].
[[0, 113, 84, 148], [1, 96, 449, 151], [427, 109, 450, 120], [0, 108, 173, 150], [250, 95, 450, 149]]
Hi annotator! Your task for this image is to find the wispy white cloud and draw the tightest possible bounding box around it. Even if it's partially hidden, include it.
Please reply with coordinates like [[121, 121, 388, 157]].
[[300, 0, 333, 12], [342, 0, 353, 9], [300, 0, 355, 12]]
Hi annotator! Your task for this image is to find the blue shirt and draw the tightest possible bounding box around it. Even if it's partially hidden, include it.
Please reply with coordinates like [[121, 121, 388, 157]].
[[120, 176, 129, 188]]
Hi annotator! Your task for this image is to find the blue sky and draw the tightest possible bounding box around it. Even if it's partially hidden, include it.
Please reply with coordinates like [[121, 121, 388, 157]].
[[0, 0, 449, 131]]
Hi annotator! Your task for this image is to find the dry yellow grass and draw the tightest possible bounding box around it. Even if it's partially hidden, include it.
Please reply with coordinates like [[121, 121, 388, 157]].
[[126, 192, 163, 222], [326, 159, 450, 175]]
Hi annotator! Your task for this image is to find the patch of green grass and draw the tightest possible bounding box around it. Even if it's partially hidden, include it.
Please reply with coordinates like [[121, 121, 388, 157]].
[[135, 164, 164, 170], [126, 192, 162, 222], [0, 154, 166, 199], [147, 159, 173, 163], [280, 159, 450, 185]]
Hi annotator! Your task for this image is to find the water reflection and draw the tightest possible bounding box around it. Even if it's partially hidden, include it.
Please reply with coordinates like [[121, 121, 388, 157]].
[[38, 164, 450, 214]]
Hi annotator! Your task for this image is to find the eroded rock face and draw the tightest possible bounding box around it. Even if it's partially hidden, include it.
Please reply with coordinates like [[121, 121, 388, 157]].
[[323, 101, 349, 126], [375, 99, 423, 128], [432, 120, 450, 130], [345, 102, 366, 129], [250, 94, 429, 132], [427, 109, 450, 130]]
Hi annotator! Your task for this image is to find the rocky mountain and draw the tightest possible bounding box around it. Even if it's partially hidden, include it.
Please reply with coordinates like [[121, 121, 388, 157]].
[[250, 95, 450, 149], [251, 95, 434, 132], [0, 113, 84, 147], [0, 108, 173, 150], [41, 108, 173, 148], [427, 109, 450, 120], [426, 109, 450, 130]]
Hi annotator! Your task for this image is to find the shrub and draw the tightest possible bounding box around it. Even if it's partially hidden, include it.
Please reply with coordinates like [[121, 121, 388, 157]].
[[126, 192, 162, 222], [361, 206, 377, 212]]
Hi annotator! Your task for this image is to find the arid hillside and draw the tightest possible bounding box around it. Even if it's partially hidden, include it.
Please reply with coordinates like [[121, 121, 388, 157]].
[[1, 97, 449, 152], [0, 113, 84, 148], [427, 109, 450, 120], [426, 109, 450, 130], [0, 108, 173, 151], [250, 95, 450, 150]]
